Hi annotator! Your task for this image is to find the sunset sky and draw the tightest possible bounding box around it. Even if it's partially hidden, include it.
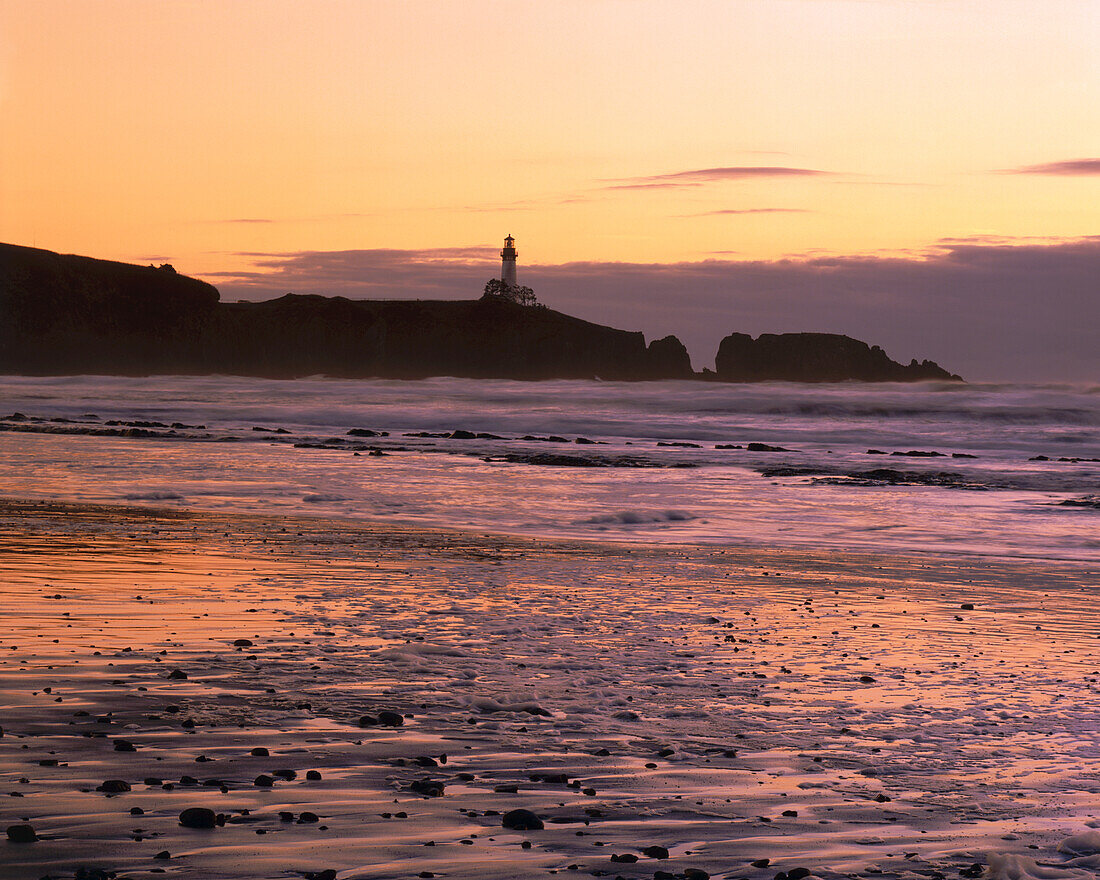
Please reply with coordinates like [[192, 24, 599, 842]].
[[2, 1, 1097, 379]]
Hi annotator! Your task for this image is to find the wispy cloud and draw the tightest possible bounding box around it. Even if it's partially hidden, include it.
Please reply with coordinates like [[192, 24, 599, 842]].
[[1008, 158, 1100, 176], [606, 165, 830, 190], [688, 208, 811, 216], [223, 218, 275, 224]]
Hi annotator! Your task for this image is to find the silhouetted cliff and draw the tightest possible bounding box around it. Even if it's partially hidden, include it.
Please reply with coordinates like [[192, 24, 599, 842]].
[[1, 244, 961, 382], [715, 332, 961, 382], [0, 244, 689, 380]]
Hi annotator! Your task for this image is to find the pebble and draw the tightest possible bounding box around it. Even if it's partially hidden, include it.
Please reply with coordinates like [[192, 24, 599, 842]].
[[6, 823, 37, 843], [179, 807, 218, 829], [502, 808, 544, 830]]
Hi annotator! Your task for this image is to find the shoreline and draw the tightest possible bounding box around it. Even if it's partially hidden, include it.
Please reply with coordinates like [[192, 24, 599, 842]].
[[2, 498, 1099, 880]]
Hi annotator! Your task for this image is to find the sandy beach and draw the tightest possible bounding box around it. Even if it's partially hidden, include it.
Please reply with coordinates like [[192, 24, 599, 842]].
[[2, 498, 1099, 880]]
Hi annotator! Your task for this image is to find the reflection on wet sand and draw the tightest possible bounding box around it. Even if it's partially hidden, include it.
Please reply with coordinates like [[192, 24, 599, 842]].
[[1, 500, 1099, 880]]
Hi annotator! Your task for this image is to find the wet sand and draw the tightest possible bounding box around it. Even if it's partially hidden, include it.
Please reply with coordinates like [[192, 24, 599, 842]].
[[1, 499, 1099, 880]]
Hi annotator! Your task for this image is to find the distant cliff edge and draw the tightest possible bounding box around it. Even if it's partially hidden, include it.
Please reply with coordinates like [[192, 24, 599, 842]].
[[0, 243, 960, 382], [714, 332, 961, 382]]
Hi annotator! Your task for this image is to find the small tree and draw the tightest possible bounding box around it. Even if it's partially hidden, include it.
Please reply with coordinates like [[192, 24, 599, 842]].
[[482, 278, 539, 307]]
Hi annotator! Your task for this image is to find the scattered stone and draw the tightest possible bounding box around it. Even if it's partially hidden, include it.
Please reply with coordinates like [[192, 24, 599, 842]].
[[409, 779, 445, 797], [6, 823, 37, 842], [297, 811, 320, 823], [378, 710, 404, 727], [254, 775, 274, 787], [643, 845, 670, 859], [233, 638, 254, 647], [306, 770, 322, 780], [611, 853, 638, 863], [250, 747, 269, 757], [503, 809, 544, 830], [113, 739, 136, 752], [97, 780, 131, 793], [179, 808, 217, 829], [167, 669, 188, 680]]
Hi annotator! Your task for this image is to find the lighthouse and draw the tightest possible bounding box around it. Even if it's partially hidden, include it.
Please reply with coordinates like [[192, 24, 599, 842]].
[[500, 234, 517, 288]]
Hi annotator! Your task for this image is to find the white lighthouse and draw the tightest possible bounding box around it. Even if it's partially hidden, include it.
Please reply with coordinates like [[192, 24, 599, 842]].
[[500, 234, 517, 288]]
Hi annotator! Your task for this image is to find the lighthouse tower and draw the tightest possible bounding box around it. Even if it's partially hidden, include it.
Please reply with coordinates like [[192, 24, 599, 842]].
[[500, 234, 517, 288]]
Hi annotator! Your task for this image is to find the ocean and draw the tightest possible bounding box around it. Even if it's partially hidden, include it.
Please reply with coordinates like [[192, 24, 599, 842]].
[[1, 375, 1096, 561]]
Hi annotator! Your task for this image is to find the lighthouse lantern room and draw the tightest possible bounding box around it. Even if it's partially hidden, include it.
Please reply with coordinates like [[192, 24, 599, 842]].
[[500, 235, 517, 288]]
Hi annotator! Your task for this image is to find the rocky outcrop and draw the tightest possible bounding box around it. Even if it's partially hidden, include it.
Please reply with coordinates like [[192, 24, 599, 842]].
[[714, 332, 961, 382], [0, 242, 219, 374], [645, 335, 694, 379], [0, 243, 687, 381]]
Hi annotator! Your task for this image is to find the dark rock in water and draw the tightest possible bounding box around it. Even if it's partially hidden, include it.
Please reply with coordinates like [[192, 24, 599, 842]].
[[715, 331, 961, 383], [297, 811, 320, 823], [358, 714, 379, 726], [643, 845, 670, 859], [233, 638, 253, 647], [409, 779, 445, 797], [414, 756, 439, 768], [273, 769, 297, 780], [179, 807, 217, 829], [153, 850, 171, 860], [97, 780, 131, 793], [961, 603, 975, 610], [657, 441, 701, 448], [167, 668, 188, 680], [449, 429, 477, 440], [891, 449, 944, 457], [645, 335, 694, 379], [866, 449, 887, 455], [6, 823, 37, 842], [304, 871, 337, 880], [786, 869, 811, 880], [502, 809, 544, 830], [347, 428, 385, 437], [611, 853, 638, 863], [250, 747, 269, 757], [747, 443, 790, 452], [306, 770, 322, 780], [143, 777, 162, 786], [378, 710, 405, 727], [113, 739, 136, 752], [751, 859, 771, 868], [1058, 495, 1100, 509], [253, 775, 274, 787], [683, 869, 710, 880], [715, 443, 743, 449]]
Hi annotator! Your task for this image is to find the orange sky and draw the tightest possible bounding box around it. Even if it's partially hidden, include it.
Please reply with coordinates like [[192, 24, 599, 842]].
[[1, 0, 1098, 279]]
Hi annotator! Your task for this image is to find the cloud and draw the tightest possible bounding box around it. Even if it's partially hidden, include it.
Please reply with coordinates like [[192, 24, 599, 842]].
[[206, 237, 1100, 382], [1009, 158, 1100, 176], [689, 208, 811, 216], [606, 165, 829, 189], [223, 218, 275, 224]]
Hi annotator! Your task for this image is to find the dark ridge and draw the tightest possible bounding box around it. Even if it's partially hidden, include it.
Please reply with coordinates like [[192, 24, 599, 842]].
[[714, 332, 961, 382], [1, 243, 959, 382], [0, 243, 688, 381]]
